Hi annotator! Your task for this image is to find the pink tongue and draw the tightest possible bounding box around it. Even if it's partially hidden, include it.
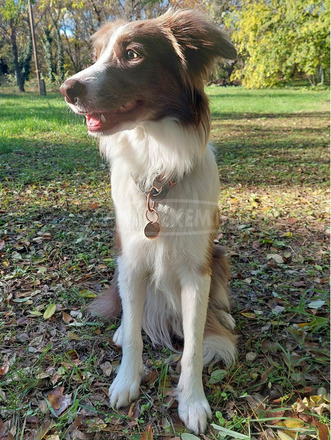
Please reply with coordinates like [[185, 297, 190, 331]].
[[86, 114, 102, 128]]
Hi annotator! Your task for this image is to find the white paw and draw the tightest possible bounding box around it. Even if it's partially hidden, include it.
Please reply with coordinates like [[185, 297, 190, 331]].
[[109, 369, 141, 408], [177, 394, 212, 434], [113, 325, 123, 347]]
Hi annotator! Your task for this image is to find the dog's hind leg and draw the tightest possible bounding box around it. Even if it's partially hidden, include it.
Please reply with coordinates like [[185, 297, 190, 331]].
[[108, 257, 147, 408], [177, 271, 212, 435]]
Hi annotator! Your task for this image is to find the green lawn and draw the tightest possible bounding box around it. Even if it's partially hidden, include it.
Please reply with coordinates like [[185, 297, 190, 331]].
[[207, 86, 330, 114], [0, 86, 329, 439]]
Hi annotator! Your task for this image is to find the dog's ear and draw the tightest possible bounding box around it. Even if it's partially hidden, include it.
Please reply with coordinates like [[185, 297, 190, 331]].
[[91, 20, 126, 60], [161, 9, 236, 76]]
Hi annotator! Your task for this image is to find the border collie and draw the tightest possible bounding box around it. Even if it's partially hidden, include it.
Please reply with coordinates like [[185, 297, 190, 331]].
[[60, 9, 237, 434]]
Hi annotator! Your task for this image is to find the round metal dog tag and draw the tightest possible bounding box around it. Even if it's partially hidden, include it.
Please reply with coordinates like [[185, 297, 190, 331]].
[[144, 221, 161, 239]]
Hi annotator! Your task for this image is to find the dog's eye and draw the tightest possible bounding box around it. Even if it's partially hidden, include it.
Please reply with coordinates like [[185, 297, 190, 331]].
[[126, 49, 138, 60]]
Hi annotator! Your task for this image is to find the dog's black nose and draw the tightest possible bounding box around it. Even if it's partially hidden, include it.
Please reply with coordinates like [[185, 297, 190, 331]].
[[60, 79, 86, 104]]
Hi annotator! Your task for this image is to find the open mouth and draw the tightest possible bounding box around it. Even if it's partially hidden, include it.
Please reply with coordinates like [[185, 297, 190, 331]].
[[84, 100, 142, 133]]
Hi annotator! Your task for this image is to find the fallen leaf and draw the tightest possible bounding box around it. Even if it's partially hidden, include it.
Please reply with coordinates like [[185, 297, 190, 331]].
[[100, 361, 113, 377], [278, 417, 305, 438], [242, 393, 265, 411], [128, 402, 135, 418], [65, 349, 80, 364], [240, 312, 256, 319], [277, 431, 293, 440], [267, 254, 284, 264], [67, 332, 81, 340], [209, 369, 228, 384], [283, 418, 304, 429], [316, 421, 329, 440], [85, 417, 107, 432], [307, 300, 325, 309], [292, 281, 306, 288], [139, 425, 153, 440], [47, 387, 72, 416], [0, 363, 9, 377], [89, 202, 100, 210], [246, 352, 257, 362], [34, 419, 54, 440], [48, 387, 64, 410], [43, 303, 56, 320], [62, 312, 73, 323], [272, 306, 285, 315]]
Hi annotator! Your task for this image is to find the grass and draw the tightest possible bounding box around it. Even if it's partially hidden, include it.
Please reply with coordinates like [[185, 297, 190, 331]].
[[207, 86, 330, 115], [0, 85, 329, 440]]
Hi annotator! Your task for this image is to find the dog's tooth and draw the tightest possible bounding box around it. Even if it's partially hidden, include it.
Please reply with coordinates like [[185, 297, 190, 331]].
[[100, 114, 106, 122]]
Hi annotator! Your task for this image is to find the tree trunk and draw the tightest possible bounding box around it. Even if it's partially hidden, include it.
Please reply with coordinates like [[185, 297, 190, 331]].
[[318, 65, 325, 85], [21, 31, 32, 84], [91, 0, 102, 26], [42, 28, 56, 82], [10, 19, 25, 92], [55, 25, 65, 83]]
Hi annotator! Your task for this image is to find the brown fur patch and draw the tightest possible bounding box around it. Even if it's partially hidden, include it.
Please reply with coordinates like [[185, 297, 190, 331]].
[[86, 10, 235, 131], [209, 244, 232, 316], [199, 207, 219, 276], [88, 268, 122, 318], [204, 308, 236, 344]]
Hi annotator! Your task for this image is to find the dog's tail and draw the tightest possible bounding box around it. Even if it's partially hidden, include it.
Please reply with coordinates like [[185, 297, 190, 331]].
[[88, 269, 121, 319], [203, 245, 237, 366]]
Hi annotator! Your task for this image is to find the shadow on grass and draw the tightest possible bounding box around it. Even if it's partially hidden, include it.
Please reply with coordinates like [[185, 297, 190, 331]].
[[0, 136, 103, 186], [0, 110, 329, 189], [211, 111, 329, 187]]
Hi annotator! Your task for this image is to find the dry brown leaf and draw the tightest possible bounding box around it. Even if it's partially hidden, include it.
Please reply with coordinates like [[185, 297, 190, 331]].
[[88, 202, 100, 210], [0, 363, 9, 377], [298, 412, 330, 440], [139, 425, 153, 440], [48, 388, 72, 416], [62, 312, 73, 323], [293, 394, 330, 415], [67, 332, 81, 340], [100, 361, 112, 377], [128, 402, 135, 418], [34, 419, 54, 440], [316, 421, 329, 440], [143, 370, 158, 384], [48, 387, 64, 410], [243, 393, 266, 411]]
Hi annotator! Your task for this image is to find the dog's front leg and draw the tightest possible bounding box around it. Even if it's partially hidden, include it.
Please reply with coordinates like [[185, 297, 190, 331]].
[[177, 273, 212, 434], [109, 258, 147, 408]]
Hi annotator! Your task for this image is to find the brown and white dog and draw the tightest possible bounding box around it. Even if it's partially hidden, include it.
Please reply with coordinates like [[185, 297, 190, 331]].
[[60, 9, 237, 434]]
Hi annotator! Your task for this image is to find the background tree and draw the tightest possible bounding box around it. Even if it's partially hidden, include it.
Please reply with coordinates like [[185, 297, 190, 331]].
[[225, 0, 330, 88], [0, 0, 32, 91]]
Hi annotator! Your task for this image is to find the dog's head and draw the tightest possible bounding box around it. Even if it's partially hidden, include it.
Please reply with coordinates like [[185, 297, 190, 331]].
[[60, 9, 236, 136]]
